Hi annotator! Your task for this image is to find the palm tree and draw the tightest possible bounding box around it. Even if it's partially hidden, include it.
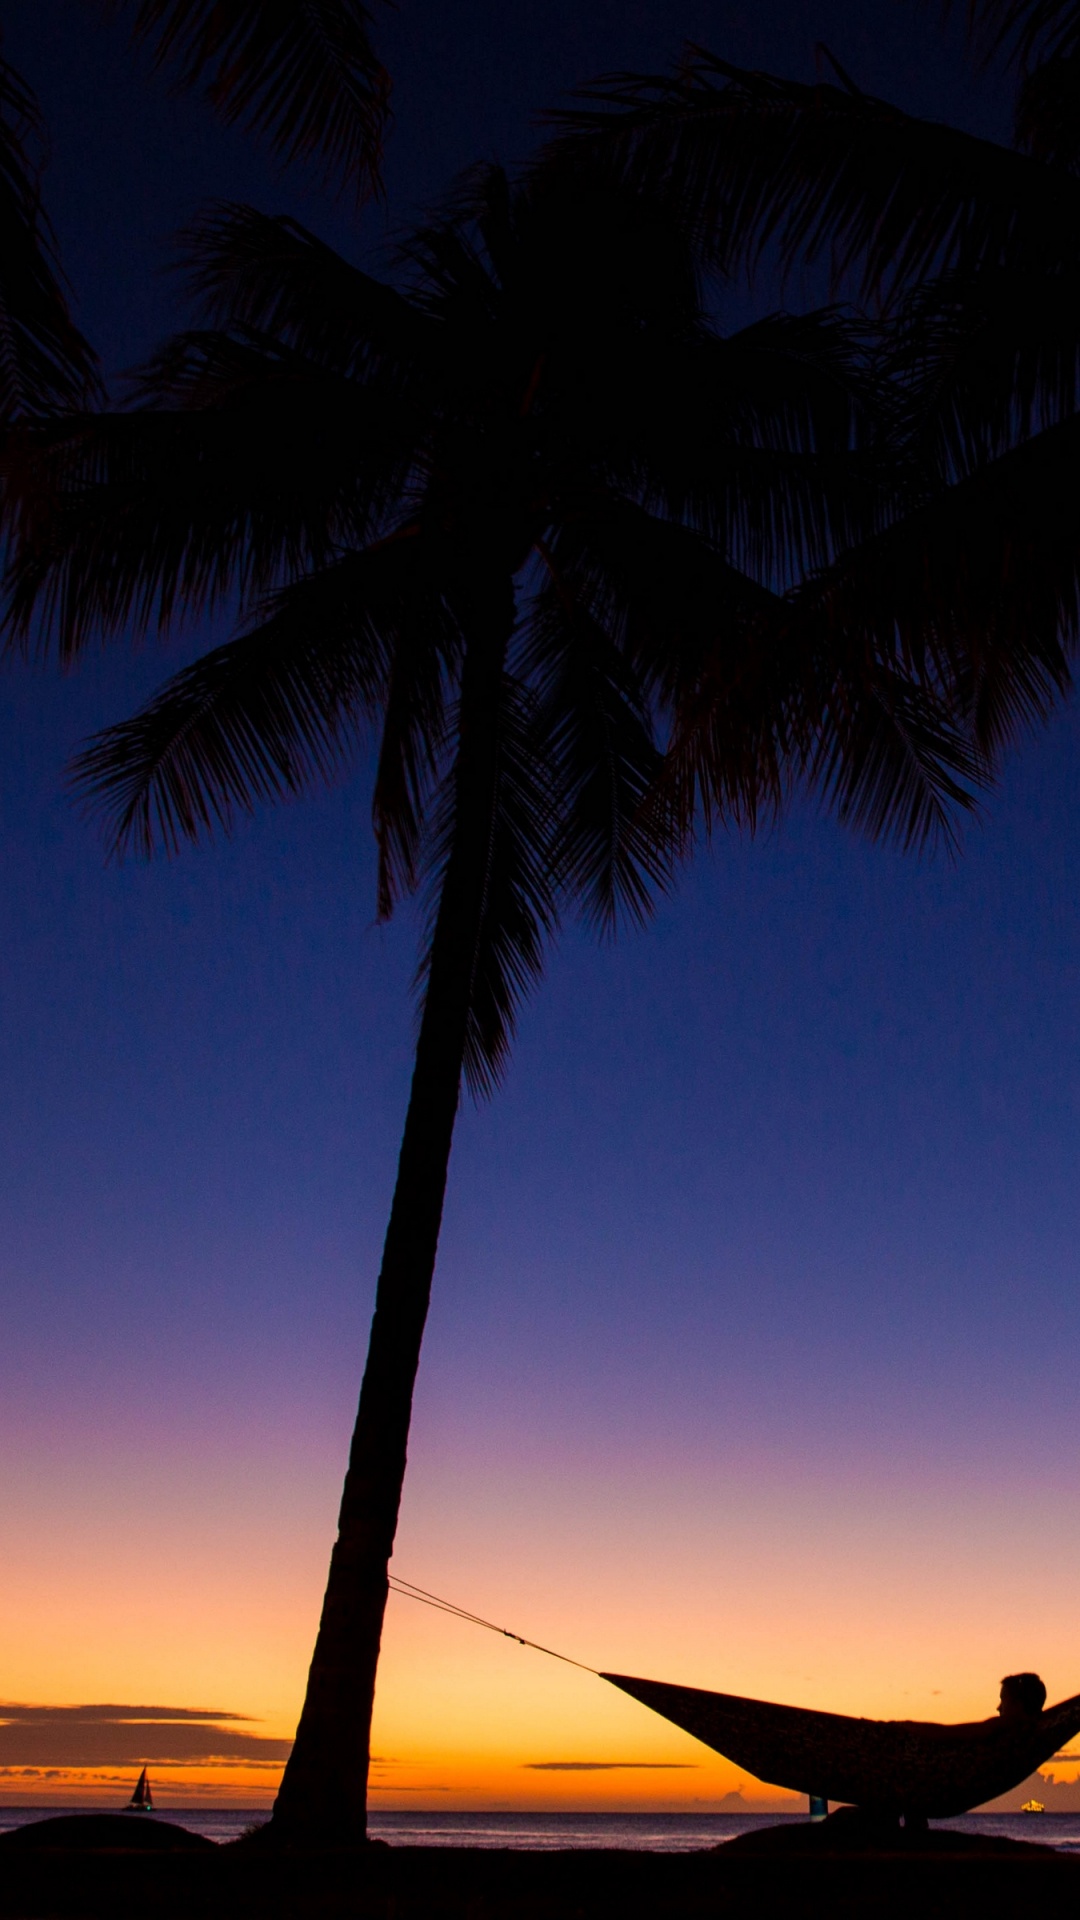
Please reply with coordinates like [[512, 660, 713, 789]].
[[1, 156, 973, 1839], [544, 0, 1080, 766]]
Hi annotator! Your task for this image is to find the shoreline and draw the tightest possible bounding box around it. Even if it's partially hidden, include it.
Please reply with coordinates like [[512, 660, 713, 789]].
[[2, 1818, 1080, 1920]]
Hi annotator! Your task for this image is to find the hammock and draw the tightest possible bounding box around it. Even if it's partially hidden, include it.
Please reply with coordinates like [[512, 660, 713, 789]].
[[602, 1672, 1080, 1818], [388, 1578, 1080, 1819]]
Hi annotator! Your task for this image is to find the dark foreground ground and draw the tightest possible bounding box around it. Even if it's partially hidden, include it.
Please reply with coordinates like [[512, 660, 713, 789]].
[[2, 1816, 1079, 1920]]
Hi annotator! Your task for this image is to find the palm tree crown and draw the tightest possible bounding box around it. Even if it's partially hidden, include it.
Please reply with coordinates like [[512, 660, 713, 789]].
[[9, 169, 899, 965]]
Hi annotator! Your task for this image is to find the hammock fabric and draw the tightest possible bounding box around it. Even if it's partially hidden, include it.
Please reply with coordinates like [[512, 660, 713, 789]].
[[602, 1672, 1080, 1818]]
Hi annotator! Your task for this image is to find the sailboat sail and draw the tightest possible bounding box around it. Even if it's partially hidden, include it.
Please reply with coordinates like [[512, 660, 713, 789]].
[[126, 1767, 153, 1811]]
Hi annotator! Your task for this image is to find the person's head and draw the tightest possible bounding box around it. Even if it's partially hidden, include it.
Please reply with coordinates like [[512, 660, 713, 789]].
[[998, 1673, 1046, 1720]]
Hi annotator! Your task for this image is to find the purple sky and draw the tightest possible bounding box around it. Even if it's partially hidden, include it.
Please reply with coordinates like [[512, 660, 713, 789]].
[[3, 0, 1080, 1811]]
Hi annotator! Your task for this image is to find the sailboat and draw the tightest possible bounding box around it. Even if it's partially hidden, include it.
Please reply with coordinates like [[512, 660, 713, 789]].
[[126, 1768, 153, 1812]]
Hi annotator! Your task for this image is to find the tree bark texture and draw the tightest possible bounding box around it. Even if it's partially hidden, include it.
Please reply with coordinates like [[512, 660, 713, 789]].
[[271, 574, 515, 1843]]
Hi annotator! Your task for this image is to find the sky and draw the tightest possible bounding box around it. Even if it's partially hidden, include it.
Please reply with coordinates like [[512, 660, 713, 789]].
[[1, 0, 1079, 1817]]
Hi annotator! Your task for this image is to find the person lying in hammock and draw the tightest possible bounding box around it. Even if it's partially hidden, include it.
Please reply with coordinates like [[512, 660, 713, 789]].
[[909, 1672, 1046, 1745], [603, 1663, 1074, 1819]]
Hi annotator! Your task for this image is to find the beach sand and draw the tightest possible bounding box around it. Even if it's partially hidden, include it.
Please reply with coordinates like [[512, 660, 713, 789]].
[[2, 1818, 1080, 1918]]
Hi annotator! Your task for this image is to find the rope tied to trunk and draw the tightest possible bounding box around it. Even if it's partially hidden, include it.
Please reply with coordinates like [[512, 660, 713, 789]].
[[387, 1575, 597, 1673]]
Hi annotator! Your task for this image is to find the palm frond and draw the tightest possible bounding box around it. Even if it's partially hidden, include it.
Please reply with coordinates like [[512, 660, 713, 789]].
[[371, 541, 459, 919], [791, 413, 1080, 764], [543, 306, 884, 606], [781, 585, 987, 850], [180, 206, 440, 381], [524, 548, 671, 933], [660, 577, 984, 857], [711, 310, 875, 451], [658, 608, 794, 844], [964, 0, 1080, 67], [4, 372, 410, 656], [419, 672, 558, 1097], [554, 502, 796, 840], [884, 265, 1080, 478], [69, 541, 435, 855], [807, 664, 985, 851], [1013, 52, 1080, 162], [546, 500, 774, 687], [630, 313, 888, 581], [545, 51, 1076, 295], [0, 55, 100, 419], [961, 1, 1080, 156], [115, 0, 390, 202]]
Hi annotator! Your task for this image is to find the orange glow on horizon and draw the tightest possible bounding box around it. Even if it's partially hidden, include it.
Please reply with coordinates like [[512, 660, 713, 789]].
[[6, 1395, 1080, 1814], [5, 1560, 1080, 1811]]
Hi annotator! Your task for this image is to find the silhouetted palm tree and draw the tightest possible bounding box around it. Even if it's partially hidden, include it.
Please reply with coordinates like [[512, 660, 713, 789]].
[[2, 157, 975, 1838], [546, 0, 1080, 765]]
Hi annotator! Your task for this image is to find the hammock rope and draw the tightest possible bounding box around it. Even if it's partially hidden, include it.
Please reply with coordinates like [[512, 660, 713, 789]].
[[387, 1575, 597, 1673]]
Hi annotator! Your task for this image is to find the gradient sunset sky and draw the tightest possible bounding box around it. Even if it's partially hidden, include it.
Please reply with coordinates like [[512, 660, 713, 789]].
[[3, 0, 1080, 1816]]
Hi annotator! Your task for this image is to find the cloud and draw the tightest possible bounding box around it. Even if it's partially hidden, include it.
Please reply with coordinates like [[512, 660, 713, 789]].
[[0, 1705, 290, 1769], [0, 1769, 141, 1783], [0, 1707, 249, 1725], [524, 1762, 697, 1772]]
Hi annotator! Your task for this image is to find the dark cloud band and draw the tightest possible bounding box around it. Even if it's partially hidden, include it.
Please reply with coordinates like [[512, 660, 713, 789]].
[[0, 1706, 248, 1724], [524, 1762, 696, 1771], [0, 1704, 289, 1768]]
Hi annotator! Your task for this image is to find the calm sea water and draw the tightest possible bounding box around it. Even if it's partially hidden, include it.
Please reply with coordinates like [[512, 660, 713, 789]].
[[1, 1807, 1079, 1851]]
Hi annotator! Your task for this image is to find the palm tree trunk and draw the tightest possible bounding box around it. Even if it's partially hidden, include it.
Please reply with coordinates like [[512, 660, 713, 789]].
[[270, 575, 514, 1844]]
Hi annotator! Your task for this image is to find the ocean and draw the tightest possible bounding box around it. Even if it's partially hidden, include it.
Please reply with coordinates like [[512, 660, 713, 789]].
[[1, 1808, 1079, 1851]]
